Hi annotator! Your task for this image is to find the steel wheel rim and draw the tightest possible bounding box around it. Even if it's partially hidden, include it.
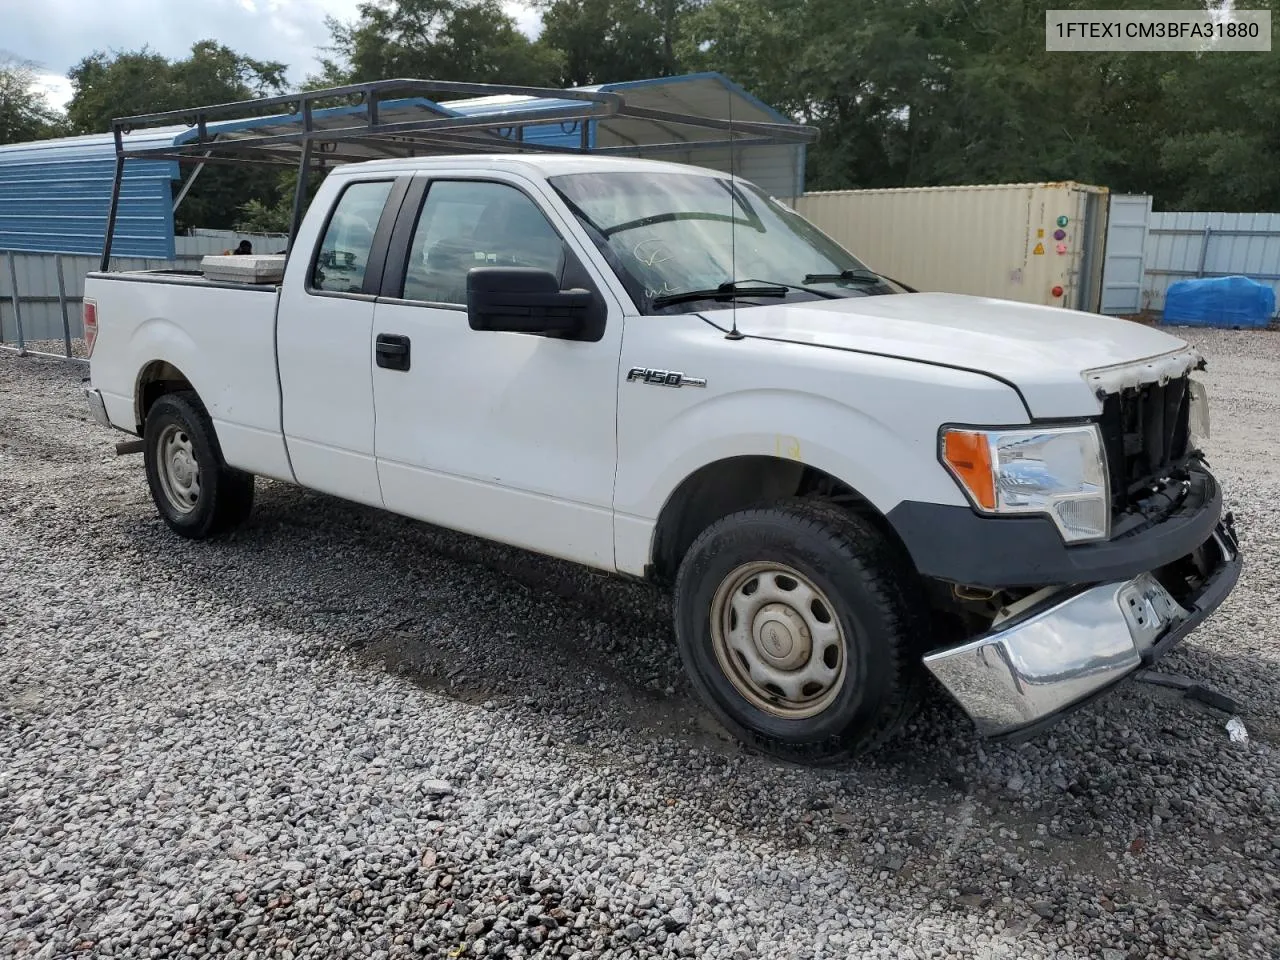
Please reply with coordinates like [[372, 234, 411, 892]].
[[709, 561, 848, 720], [156, 423, 201, 515]]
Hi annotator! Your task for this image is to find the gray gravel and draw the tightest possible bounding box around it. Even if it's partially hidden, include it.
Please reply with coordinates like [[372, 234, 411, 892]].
[[2, 327, 1279, 959]]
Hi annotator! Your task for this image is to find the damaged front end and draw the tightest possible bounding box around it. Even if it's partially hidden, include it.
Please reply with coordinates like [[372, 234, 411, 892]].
[[913, 347, 1244, 738], [923, 513, 1240, 738]]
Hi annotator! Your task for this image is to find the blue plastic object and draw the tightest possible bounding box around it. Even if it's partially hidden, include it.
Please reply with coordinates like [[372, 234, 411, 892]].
[[1163, 275, 1275, 328]]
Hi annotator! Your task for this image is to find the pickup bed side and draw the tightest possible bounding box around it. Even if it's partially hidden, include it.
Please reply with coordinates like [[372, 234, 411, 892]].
[[83, 272, 294, 483]]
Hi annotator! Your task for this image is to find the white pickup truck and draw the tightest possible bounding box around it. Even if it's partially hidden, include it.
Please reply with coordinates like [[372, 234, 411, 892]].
[[84, 153, 1241, 763]]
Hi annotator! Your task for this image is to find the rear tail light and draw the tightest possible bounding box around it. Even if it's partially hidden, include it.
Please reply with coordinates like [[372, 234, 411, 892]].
[[83, 300, 98, 357]]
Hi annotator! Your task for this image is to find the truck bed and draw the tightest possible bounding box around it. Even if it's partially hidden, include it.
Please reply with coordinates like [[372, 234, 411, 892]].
[[84, 270, 294, 484]]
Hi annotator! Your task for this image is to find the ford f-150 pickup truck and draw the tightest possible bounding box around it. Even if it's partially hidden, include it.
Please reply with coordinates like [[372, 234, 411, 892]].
[[83, 150, 1241, 764]]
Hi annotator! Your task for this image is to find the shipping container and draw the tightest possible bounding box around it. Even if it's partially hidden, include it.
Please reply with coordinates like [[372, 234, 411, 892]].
[[790, 182, 1110, 312]]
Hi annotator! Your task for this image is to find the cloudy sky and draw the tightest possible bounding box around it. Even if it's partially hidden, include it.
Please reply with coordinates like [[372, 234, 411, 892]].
[[6, 0, 541, 111]]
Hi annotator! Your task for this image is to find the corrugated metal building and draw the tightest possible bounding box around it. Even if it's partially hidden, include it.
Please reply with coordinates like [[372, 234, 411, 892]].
[[0, 73, 804, 261], [0, 130, 180, 258]]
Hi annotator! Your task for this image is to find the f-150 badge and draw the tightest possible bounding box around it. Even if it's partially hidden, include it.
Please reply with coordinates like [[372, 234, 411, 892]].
[[625, 367, 708, 388]]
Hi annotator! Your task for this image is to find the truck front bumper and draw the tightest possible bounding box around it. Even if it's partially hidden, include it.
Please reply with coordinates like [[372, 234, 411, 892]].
[[923, 515, 1241, 737]]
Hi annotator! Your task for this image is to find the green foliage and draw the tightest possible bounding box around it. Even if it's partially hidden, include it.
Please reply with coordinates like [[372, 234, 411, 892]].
[[66, 40, 286, 133], [538, 0, 699, 86], [685, 0, 1280, 210], [233, 196, 294, 235], [317, 0, 562, 86], [0, 58, 66, 145], [232, 167, 324, 235]]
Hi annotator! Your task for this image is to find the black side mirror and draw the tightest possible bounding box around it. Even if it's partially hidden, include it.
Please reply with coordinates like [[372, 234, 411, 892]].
[[467, 267, 592, 337]]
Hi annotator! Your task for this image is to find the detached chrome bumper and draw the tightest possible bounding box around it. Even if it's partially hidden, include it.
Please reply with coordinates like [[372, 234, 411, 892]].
[[925, 519, 1241, 738], [83, 385, 111, 429]]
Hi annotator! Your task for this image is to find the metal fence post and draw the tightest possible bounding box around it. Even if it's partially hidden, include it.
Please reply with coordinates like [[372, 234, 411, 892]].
[[5, 251, 25, 355], [1196, 226, 1212, 278], [55, 254, 72, 358]]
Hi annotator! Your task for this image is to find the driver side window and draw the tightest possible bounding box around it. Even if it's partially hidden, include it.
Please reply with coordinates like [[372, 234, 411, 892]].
[[401, 180, 567, 305]]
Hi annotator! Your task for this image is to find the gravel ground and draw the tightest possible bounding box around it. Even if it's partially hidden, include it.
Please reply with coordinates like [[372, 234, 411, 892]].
[[2, 328, 1278, 960]]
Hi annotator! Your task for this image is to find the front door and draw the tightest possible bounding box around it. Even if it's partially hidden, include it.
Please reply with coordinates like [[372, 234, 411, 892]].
[[371, 175, 623, 568]]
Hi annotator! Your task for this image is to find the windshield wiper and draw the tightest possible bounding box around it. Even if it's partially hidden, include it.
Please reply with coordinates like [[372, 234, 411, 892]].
[[803, 268, 918, 292], [803, 268, 888, 284], [737, 277, 841, 300], [651, 281, 789, 309]]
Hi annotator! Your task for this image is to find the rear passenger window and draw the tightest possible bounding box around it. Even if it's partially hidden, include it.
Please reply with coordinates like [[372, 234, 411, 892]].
[[401, 181, 567, 304], [311, 180, 394, 294]]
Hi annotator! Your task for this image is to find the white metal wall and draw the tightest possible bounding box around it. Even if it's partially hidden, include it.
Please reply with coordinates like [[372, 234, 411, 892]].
[[1142, 210, 1280, 317], [791, 182, 1109, 311], [0, 232, 284, 344], [657, 144, 805, 201], [1099, 195, 1152, 315]]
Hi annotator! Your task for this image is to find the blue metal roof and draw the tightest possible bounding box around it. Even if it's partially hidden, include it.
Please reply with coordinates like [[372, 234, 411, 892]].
[[0, 73, 798, 258]]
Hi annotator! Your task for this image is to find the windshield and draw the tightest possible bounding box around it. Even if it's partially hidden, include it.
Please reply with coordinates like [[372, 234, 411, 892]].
[[548, 170, 899, 312]]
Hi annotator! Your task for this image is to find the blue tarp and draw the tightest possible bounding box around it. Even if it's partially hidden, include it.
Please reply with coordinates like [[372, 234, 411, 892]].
[[1163, 275, 1274, 328]]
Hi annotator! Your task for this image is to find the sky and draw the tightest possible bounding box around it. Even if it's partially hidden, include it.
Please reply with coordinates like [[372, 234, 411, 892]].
[[3, 0, 542, 111]]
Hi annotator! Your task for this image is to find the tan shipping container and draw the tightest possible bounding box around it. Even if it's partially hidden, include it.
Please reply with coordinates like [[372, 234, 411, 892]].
[[791, 182, 1110, 313]]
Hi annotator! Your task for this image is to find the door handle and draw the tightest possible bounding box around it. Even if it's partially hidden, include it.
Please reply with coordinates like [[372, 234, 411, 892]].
[[375, 333, 411, 371]]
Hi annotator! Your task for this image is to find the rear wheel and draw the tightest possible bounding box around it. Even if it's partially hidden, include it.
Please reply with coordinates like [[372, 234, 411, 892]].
[[143, 392, 254, 539], [673, 499, 926, 764]]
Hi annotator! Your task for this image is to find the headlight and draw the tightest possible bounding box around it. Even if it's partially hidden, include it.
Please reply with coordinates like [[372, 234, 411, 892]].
[[1188, 378, 1210, 446], [940, 424, 1110, 542]]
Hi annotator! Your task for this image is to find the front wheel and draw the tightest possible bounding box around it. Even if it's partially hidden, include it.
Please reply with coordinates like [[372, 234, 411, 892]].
[[673, 499, 926, 764], [143, 392, 254, 539]]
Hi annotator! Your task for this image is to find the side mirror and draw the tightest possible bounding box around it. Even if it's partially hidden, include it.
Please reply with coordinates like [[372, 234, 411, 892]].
[[466, 267, 591, 336]]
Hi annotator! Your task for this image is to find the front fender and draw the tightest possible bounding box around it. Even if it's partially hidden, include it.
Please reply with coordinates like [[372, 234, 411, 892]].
[[633, 387, 958, 519], [613, 334, 1030, 576]]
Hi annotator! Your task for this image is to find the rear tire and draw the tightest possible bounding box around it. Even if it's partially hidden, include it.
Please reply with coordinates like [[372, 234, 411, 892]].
[[143, 392, 254, 539], [673, 498, 926, 765]]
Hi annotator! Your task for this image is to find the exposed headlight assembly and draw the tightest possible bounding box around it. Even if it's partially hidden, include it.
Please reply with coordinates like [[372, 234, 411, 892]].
[[1188, 378, 1210, 446], [941, 424, 1110, 543]]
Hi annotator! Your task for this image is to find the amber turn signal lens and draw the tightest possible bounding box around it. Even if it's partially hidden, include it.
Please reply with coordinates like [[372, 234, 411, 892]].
[[942, 430, 996, 510]]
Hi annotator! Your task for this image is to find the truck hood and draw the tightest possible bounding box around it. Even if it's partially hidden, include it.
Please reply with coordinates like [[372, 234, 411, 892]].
[[726, 292, 1199, 418]]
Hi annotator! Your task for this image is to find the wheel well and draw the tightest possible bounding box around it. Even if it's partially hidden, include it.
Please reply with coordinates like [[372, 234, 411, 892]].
[[135, 361, 195, 432], [649, 456, 907, 585]]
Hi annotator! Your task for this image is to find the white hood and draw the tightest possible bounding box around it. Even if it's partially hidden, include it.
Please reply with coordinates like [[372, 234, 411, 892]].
[[728, 292, 1199, 418]]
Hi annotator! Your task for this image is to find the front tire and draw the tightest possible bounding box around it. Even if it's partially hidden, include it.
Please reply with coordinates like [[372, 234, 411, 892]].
[[143, 392, 254, 539], [674, 499, 926, 764]]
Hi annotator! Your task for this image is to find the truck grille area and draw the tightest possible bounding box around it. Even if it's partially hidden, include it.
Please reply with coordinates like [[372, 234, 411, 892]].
[[1098, 375, 1193, 516]]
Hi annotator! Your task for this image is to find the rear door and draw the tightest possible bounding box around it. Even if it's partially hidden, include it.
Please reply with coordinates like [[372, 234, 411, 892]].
[[369, 173, 624, 568], [277, 175, 409, 506]]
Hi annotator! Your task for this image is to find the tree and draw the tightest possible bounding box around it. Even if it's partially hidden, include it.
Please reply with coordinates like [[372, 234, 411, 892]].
[[67, 41, 289, 231], [318, 0, 562, 87], [1152, 0, 1280, 210], [67, 41, 286, 134], [233, 197, 294, 234], [684, 0, 1190, 200], [537, 0, 700, 86], [0, 57, 65, 145]]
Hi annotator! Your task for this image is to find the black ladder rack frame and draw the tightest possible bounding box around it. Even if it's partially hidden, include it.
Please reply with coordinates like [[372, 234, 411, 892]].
[[100, 77, 818, 270]]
